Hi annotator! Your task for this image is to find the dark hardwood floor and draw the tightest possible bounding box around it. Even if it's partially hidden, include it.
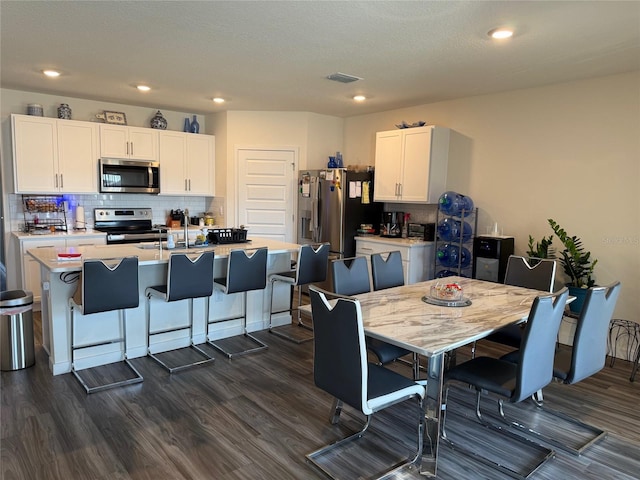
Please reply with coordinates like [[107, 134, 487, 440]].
[[2, 311, 640, 479]]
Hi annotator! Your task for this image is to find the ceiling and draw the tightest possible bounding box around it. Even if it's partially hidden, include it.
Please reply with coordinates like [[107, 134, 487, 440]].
[[1, 1, 639, 118]]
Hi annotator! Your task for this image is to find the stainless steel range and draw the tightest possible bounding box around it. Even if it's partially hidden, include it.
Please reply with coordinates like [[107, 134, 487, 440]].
[[94, 208, 167, 244]]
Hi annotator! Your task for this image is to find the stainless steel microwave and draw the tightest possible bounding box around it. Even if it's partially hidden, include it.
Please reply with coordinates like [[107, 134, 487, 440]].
[[99, 158, 160, 194]]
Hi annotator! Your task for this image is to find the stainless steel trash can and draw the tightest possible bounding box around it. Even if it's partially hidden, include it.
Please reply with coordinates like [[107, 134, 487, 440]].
[[1, 290, 35, 371]]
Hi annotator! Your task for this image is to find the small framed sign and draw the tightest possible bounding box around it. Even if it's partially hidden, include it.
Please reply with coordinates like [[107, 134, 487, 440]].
[[103, 111, 127, 125]]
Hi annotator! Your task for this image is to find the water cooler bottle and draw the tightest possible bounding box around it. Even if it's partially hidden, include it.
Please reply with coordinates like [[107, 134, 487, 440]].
[[472, 236, 514, 283]]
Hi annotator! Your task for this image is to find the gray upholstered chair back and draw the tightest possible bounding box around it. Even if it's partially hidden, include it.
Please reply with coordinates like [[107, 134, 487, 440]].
[[331, 256, 370, 296], [565, 282, 621, 384], [371, 251, 404, 291], [505, 255, 556, 292], [166, 252, 214, 302], [513, 287, 568, 403], [309, 286, 366, 411], [296, 243, 329, 286], [81, 257, 139, 315], [225, 247, 268, 294]]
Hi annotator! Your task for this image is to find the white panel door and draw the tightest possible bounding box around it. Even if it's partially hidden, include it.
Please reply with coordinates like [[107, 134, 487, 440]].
[[237, 148, 296, 242]]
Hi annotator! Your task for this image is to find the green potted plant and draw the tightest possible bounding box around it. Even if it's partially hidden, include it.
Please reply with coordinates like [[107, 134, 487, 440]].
[[526, 234, 555, 261], [548, 218, 597, 313]]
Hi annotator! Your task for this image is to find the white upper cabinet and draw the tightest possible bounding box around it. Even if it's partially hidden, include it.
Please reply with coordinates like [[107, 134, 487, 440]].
[[159, 131, 215, 196], [373, 125, 449, 203], [99, 124, 158, 161], [12, 114, 98, 194]]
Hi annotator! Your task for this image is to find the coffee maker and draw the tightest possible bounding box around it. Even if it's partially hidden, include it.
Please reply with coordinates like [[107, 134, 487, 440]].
[[380, 211, 404, 237]]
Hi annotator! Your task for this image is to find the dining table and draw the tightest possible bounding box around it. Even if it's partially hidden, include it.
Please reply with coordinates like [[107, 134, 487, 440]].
[[304, 276, 544, 477]]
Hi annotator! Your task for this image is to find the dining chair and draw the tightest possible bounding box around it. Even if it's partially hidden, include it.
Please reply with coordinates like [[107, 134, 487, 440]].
[[306, 285, 425, 480], [268, 243, 329, 343], [369, 251, 416, 374], [207, 247, 269, 358], [330, 256, 370, 296], [442, 287, 569, 479], [480, 255, 557, 352], [145, 252, 215, 372], [69, 256, 143, 393], [501, 281, 621, 455]]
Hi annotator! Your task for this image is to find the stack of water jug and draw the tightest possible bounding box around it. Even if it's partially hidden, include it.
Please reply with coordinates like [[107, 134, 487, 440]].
[[436, 191, 474, 278]]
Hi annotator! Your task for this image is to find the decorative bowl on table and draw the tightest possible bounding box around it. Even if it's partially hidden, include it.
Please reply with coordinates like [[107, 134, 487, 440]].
[[430, 282, 464, 302]]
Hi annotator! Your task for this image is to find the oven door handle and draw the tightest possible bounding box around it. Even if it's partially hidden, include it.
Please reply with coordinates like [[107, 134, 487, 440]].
[[107, 234, 126, 242]]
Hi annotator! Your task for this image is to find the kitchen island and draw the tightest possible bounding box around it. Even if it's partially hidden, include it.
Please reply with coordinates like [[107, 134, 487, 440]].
[[28, 238, 300, 375]]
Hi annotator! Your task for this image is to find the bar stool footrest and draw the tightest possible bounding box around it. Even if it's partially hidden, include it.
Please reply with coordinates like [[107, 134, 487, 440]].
[[72, 359, 143, 394], [148, 344, 215, 373], [207, 333, 268, 359]]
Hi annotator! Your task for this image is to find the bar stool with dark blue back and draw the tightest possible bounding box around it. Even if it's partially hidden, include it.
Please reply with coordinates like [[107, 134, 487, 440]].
[[145, 252, 215, 372], [69, 256, 143, 394], [207, 247, 268, 358], [268, 243, 329, 343]]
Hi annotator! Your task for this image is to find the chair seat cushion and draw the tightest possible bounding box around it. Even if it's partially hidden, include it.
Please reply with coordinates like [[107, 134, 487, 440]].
[[485, 324, 523, 349], [366, 337, 411, 364], [367, 363, 424, 412], [501, 348, 571, 383], [146, 284, 168, 300], [445, 356, 517, 399]]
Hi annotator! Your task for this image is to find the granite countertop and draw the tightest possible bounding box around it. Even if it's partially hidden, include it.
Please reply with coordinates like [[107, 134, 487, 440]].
[[355, 235, 433, 246], [13, 229, 106, 240], [27, 237, 301, 272]]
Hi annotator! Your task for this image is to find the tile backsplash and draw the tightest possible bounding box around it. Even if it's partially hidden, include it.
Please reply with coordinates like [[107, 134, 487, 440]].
[[9, 193, 225, 232]]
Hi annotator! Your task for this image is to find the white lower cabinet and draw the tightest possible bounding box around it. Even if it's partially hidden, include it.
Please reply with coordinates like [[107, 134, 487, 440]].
[[17, 235, 106, 304], [355, 237, 434, 286]]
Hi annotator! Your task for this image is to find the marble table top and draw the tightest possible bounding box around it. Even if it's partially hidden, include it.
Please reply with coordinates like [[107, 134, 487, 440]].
[[308, 277, 544, 357], [27, 237, 301, 272]]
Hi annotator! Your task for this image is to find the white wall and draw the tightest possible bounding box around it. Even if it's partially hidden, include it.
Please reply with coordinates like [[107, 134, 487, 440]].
[[344, 72, 640, 320]]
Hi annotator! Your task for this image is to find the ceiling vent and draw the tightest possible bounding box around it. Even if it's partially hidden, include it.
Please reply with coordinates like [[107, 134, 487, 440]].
[[326, 72, 362, 83]]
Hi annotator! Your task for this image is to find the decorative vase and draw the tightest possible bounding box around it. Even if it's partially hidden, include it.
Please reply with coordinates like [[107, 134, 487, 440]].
[[190, 115, 200, 134], [568, 285, 588, 314], [57, 103, 71, 120], [183, 117, 191, 132], [150, 110, 167, 129], [27, 104, 43, 116]]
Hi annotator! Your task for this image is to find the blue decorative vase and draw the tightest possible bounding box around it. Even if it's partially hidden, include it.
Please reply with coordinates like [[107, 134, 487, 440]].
[[190, 115, 200, 134], [150, 110, 167, 129], [183, 117, 191, 132]]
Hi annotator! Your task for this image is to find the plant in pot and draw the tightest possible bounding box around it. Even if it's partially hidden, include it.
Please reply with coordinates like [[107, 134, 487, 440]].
[[548, 218, 597, 313], [526, 234, 555, 264]]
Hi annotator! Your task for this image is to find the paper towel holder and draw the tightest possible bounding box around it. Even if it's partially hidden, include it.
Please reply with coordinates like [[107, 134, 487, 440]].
[[75, 205, 86, 230]]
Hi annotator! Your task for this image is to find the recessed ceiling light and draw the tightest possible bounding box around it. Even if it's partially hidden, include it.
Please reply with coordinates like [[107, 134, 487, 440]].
[[137, 85, 151, 92], [212, 97, 225, 104], [488, 28, 514, 39], [43, 70, 60, 77], [353, 95, 366, 102]]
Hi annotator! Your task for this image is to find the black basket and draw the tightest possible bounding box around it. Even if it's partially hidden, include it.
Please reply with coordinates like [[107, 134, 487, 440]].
[[207, 228, 248, 244]]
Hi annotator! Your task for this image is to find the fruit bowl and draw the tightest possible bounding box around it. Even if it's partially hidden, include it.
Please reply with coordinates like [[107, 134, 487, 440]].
[[430, 282, 463, 301]]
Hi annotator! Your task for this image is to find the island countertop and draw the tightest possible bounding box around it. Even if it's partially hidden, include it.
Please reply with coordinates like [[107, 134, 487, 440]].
[[30, 237, 302, 375], [28, 237, 300, 272]]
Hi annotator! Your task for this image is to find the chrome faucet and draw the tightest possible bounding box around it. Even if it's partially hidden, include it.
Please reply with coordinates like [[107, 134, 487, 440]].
[[183, 208, 189, 248]]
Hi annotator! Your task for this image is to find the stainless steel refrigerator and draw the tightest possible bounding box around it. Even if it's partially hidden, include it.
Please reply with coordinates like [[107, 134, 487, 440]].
[[297, 168, 383, 261]]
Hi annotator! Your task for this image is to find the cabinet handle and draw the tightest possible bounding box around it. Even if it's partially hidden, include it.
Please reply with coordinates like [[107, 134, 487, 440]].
[[36, 245, 55, 249], [131, 142, 134, 156], [188, 179, 191, 191], [398, 183, 402, 197], [126, 142, 129, 155], [360, 247, 373, 252], [54, 174, 58, 188], [185, 179, 188, 191], [60, 174, 63, 188]]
